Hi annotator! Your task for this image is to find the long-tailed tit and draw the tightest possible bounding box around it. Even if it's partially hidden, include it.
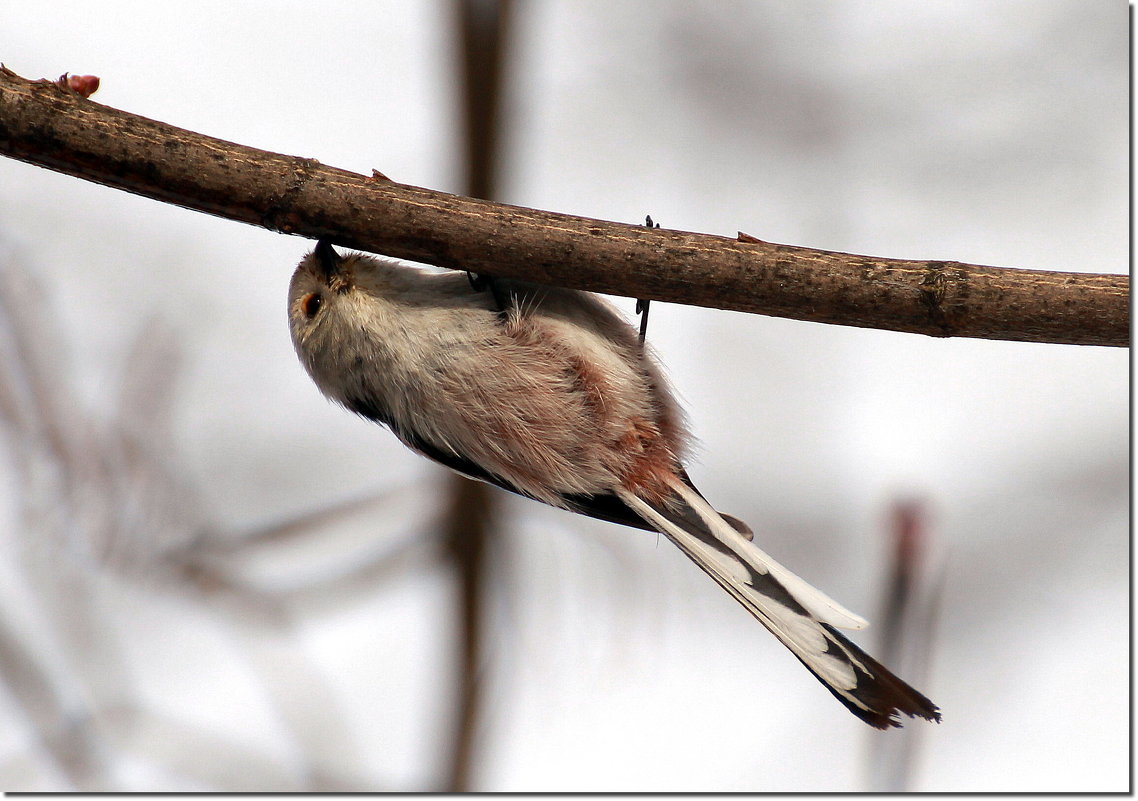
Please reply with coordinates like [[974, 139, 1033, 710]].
[[288, 240, 940, 729]]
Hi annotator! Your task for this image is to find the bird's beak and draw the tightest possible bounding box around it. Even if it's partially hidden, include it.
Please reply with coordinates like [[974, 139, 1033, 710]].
[[314, 238, 342, 280]]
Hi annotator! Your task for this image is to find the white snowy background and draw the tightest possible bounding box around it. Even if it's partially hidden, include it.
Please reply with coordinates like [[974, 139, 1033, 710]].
[[0, 0, 1127, 792]]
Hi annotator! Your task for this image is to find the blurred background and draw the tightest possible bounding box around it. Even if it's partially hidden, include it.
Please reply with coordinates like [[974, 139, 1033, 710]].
[[0, 0, 1127, 792]]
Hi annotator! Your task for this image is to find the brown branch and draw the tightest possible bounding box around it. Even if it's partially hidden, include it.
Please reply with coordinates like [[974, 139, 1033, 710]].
[[440, 474, 493, 793], [0, 66, 1127, 347], [439, 0, 514, 791]]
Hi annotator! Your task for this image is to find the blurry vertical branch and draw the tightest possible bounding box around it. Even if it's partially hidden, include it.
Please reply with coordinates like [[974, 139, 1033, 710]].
[[865, 501, 945, 792], [441, 0, 514, 792]]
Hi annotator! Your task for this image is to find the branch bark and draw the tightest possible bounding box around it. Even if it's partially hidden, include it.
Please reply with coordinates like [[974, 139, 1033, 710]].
[[0, 66, 1127, 347]]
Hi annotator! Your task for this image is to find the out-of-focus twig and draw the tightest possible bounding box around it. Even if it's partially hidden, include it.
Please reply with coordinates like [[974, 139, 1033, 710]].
[[439, 0, 513, 792], [440, 475, 496, 793], [866, 499, 945, 792], [0, 244, 425, 790]]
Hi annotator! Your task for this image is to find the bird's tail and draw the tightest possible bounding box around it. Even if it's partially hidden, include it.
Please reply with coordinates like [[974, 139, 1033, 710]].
[[616, 482, 940, 729]]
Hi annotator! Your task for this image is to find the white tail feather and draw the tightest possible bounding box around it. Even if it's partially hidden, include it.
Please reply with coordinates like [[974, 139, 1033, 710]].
[[624, 483, 868, 630], [616, 484, 871, 697], [614, 483, 941, 728]]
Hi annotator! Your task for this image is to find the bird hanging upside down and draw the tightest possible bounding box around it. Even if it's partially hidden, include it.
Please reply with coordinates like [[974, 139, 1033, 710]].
[[288, 239, 941, 729]]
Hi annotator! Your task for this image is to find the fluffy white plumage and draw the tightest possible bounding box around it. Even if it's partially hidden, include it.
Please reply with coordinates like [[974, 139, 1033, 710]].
[[288, 241, 940, 728]]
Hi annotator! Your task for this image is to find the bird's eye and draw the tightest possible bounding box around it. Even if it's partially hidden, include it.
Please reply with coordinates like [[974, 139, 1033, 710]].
[[302, 292, 323, 319]]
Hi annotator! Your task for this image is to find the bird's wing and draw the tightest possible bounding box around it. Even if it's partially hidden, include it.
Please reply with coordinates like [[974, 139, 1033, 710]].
[[344, 393, 751, 535], [616, 481, 941, 729]]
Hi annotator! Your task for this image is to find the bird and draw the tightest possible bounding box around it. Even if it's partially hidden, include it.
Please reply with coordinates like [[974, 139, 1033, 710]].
[[287, 239, 940, 729]]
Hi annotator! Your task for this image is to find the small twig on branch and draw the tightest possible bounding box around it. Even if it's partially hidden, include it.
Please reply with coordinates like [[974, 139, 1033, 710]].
[[0, 66, 1127, 346]]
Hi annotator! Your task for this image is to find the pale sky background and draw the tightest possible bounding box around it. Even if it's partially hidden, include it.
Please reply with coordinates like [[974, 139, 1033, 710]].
[[0, 0, 1128, 792]]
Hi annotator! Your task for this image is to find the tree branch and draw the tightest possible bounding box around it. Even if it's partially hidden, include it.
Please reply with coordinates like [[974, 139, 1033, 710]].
[[0, 66, 1127, 347], [440, 0, 515, 790]]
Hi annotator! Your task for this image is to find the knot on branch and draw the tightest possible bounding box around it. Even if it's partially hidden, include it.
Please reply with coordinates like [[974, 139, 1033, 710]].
[[918, 261, 965, 336]]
